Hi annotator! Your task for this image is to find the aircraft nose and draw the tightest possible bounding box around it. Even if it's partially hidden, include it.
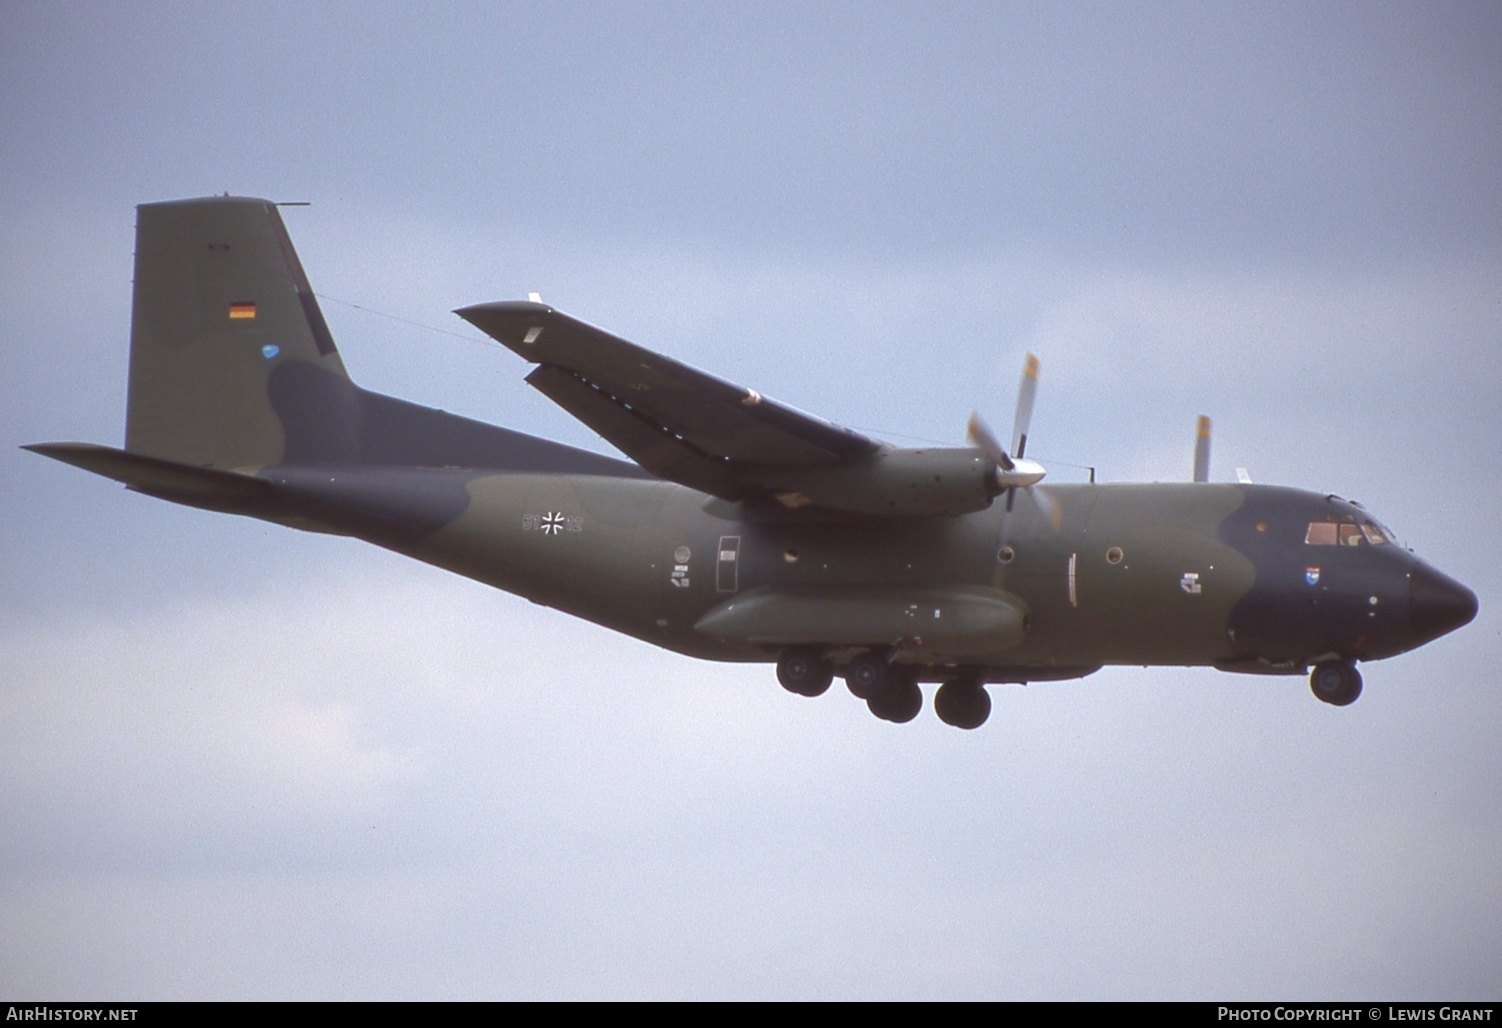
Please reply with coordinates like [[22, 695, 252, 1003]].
[[1408, 562, 1478, 646]]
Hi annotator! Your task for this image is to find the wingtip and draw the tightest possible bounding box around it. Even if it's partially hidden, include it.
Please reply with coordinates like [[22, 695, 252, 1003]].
[[453, 300, 556, 327], [23, 441, 95, 459]]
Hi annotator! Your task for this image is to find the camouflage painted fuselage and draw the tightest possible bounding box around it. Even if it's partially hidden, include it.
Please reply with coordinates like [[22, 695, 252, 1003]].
[[29, 196, 1475, 703], [249, 457, 1463, 684]]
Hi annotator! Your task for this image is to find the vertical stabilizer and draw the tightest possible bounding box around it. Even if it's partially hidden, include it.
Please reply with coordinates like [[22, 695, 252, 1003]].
[[125, 197, 350, 469]]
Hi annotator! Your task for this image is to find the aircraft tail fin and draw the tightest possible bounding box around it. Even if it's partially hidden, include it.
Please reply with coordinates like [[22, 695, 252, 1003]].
[[124, 197, 352, 470], [37, 196, 652, 487]]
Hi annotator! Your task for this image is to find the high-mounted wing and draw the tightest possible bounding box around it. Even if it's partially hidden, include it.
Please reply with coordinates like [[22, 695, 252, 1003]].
[[457, 302, 880, 500], [458, 301, 1004, 517]]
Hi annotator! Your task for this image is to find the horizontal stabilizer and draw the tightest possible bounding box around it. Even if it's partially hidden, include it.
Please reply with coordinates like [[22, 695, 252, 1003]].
[[24, 442, 277, 513]]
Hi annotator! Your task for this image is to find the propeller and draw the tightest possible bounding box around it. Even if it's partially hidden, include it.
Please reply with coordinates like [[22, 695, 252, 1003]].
[[1192, 414, 1211, 483], [968, 353, 1054, 538], [968, 353, 1046, 495]]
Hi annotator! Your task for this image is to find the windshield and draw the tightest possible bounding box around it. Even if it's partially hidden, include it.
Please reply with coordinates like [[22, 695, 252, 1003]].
[[1305, 515, 1397, 547]]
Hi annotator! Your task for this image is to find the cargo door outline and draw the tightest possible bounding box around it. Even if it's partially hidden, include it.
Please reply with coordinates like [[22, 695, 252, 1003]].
[[716, 535, 741, 593]]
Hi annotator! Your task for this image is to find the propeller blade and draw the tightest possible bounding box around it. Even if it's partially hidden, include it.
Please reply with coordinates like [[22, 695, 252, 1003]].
[[1031, 483, 1062, 531], [1193, 415, 1211, 483], [971, 353, 1047, 530], [1000, 483, 1061, 550], [967, 412, 1014, 471], [1011, 354, 1040, 459]]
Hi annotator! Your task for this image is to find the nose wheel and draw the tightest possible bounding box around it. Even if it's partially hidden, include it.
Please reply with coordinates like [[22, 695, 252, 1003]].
[[1310, 660, 1363, 706]]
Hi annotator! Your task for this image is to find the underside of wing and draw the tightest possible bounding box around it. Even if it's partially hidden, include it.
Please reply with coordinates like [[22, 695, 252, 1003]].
[[456, 303, 878, 492], [458, 301, 1002, 517]]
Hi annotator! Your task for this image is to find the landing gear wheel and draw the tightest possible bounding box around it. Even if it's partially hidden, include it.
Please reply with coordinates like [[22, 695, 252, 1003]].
[[777, 647, 833, 697], [845, 651, 890, 700], [867, 668, 923, 724], [935, 676, 992, 729], [1310, 660, 1363, 706]]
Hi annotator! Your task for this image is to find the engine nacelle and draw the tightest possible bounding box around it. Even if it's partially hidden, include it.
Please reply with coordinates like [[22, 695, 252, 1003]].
[[737, 446, 1000, 517]]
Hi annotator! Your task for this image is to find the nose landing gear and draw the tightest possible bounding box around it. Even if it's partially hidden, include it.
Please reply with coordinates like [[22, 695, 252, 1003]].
[[1310, 660, 1363, 706]]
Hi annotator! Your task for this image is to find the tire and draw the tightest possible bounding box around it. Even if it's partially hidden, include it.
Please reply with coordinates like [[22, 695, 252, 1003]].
[[1310, 660, 1363, 706], [845, 651, 890, 700], [935, 677, 992, 729], [867, 669, 923, 723], [776, 648, 833, 697]]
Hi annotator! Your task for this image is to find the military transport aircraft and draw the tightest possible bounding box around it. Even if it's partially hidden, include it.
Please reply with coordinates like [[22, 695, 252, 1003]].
[[26, 197, 1477, 729]]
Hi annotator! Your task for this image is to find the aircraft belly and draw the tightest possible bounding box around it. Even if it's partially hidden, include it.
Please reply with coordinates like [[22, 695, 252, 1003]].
[[695, 585, 1028, 659]]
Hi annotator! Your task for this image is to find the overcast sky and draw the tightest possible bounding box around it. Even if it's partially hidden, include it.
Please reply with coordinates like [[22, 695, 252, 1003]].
[[3, 0, 1499, 1000]]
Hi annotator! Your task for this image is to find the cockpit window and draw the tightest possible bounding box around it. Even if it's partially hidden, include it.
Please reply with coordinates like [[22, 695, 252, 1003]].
[[1306, 518, 1394, 546], [1306, 522, 1338, 545]]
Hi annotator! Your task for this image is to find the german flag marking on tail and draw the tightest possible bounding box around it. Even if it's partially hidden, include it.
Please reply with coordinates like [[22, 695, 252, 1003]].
[[228, 302, 256, 320]]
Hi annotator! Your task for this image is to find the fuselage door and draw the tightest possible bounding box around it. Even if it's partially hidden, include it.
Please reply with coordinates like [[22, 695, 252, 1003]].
[[716, 535, 742, 592]]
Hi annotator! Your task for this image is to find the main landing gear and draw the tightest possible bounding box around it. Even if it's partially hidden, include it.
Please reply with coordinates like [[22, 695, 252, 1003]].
[[934, 673, 991, 730], [778, 647, 993, 728], [776, 647, 833, 697], [837, 651, 920, 722], [1309, 659, 1363, 706]]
